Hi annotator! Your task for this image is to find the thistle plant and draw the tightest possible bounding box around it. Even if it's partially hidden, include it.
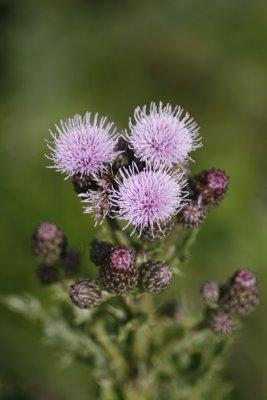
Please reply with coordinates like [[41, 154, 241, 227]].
[[2, 102, 259, 399]]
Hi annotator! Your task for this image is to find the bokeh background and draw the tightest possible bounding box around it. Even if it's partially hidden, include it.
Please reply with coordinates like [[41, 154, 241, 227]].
[[0, 0, 266, 398]]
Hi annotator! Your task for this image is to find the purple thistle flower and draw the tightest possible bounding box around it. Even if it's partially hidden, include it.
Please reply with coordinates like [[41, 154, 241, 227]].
[[47, 112, 119, 177], [111, 163, 187, 236], [125, 102, 202, 168]]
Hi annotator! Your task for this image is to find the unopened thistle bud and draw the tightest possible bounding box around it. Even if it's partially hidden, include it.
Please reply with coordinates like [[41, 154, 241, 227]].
[[32, 222, 67, 265], [37, 264, 59, 284], [178, 200, 207, 228], [140, 261, 173, 294], [101, 247, 138, 294], [209, 311, 234, 336], [200, 281, 220, 307], [190, 169, 229, 206], [62, 249, 80, 275], [90, 240, 114, 267], [70, 279, 103, 309], [220, 269, 259, 315]]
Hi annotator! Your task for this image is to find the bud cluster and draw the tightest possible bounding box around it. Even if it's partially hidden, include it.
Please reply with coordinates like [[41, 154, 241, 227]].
[[178, 169, 229, 229], [200, 269, 259, 336], [67, 241, 175, 310], [31, 222, 80, 284]]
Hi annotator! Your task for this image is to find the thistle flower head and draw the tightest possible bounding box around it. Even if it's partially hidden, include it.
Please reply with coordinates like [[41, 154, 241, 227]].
[[234, 269, 257, 288], [90, 240, 114, 267], [47, 112, 119, 177], [220, 269, 259, 315], [205, 169, 228, 193], [101, 247, 138, 294], [210, 311, 234, 336], [200, 281, 220, 306], [111, 163, 187, 236], [109, 247, 134, 271], [189, 168, 229, 206], [125, 102, 202, 167], [140, 261, 173, 294], [37, 264, 59, 285], [178, 200, 207, 228], [62, 249, 80, 276], [32, 221, 67, 265], [70, 279, 103, 309]]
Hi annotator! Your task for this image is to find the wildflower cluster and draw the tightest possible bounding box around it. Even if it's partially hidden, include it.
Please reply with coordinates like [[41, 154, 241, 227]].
[[13, 101, 260, 399], [42, 102, 258, 330], [200, 269, 260, 335], [47, 103, 200, 234]]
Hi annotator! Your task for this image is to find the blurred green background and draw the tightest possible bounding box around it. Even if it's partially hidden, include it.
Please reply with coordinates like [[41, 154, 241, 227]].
[[0, 0, 266, 398]]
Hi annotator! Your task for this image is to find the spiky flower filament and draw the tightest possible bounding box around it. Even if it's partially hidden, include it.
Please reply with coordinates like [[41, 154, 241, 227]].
[[111, 163, 187, 236], [125, 102, 202, 168], [47, 112, 120, 177]]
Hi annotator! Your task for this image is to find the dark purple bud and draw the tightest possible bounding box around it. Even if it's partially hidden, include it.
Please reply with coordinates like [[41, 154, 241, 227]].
[[37, 264, 59, 285], [140, 261, 173, 294], [90, 240, 114, 267], [62, 249, 80, 276]]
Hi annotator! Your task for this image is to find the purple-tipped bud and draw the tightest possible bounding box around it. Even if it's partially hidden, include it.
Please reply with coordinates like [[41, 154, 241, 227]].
[[178, 200, 207, 228], [190, 169, 229, 206], [209, 311, 234, 336], [234, 269, 257, 288], [220, 269, 259, 315], [37, 265, 59, 284], [200, 281, 220, 306], [140, 261, 173, 294], [72, 173, 98, 194], [101, 247, 138, 294], [70, 279, 102, 309], [62, 250, 80, 276], [90, 240, 114, 267], [32, 222, 67, 265]]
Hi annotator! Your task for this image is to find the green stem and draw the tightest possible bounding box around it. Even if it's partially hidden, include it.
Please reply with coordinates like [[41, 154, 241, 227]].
[[94, 321, 129, 378], [158, 224, 183, 261], [166, 227, 200, 269], [106, 217, 130, 247]]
